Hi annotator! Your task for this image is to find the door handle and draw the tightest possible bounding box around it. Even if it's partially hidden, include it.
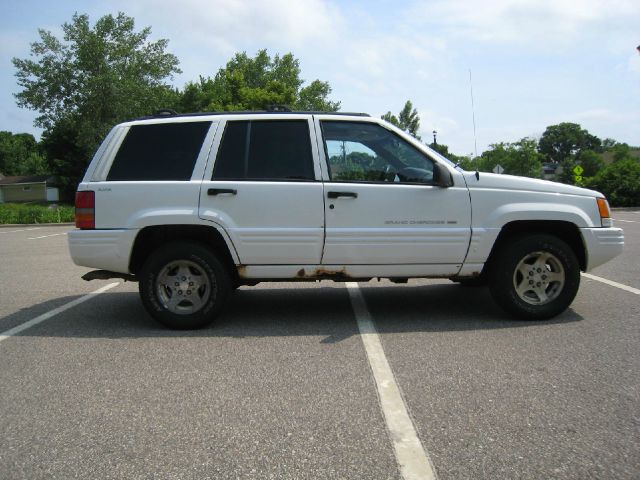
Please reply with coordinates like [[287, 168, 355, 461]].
[[327, 191, 358, 199], [208, 188, 237, 196]]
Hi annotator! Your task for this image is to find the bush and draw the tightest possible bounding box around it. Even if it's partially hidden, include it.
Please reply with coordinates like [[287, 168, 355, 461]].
[[0, 203, 75, 224], [585, 159, 640, 207]]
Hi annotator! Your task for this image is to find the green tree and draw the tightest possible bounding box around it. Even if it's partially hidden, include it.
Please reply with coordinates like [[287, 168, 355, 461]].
[[538, 123, 602, 163], [538, 123, 602, 184], [177, 50, 340, 113], [586, 159, 640, 207], [0, 131, 49, 176], [576, 149, 604, 178], [610, 143, 634, 162], [13, 12, 181, 198], [381, 100, 421, 139], [478, 138, 543, 178], [427, 141, 472, 168]]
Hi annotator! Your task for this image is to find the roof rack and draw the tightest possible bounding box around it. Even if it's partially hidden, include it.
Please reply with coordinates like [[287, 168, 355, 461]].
[[135, 109, 370, 121], [153, 109, 178, 117], [267, 104, 292, 112]]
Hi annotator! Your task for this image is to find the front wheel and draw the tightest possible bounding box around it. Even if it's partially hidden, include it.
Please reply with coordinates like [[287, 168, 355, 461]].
[[488, 235, 580, 320], [139, 242, 231, 329]]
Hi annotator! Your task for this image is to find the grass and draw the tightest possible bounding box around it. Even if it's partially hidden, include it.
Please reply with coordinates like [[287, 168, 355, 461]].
[[0, 202, 75, 224]]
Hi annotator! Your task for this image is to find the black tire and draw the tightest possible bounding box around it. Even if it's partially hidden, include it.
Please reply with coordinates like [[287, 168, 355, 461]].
[[488, 234, 580, 320], [139, 242, 231, 329]]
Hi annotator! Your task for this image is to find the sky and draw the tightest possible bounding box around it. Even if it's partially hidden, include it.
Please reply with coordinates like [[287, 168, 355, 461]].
[[1, 0, 639, 156]]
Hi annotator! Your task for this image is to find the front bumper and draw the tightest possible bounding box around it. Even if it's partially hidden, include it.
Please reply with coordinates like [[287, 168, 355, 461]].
[[580, 227, 624, 271]]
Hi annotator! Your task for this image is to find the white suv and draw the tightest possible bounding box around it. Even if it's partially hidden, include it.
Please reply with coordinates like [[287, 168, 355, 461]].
[[69, 110, 624, 328]]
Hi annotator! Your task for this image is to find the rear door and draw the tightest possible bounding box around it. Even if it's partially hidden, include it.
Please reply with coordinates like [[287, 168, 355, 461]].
[[199, 116, 325, 265]]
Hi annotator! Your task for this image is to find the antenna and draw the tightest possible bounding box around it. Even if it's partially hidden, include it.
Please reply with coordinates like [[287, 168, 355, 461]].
[[469, 69, 478, 159]]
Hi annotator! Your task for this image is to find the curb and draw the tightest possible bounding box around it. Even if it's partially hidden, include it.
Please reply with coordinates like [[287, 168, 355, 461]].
[[0, 222, 75, 228]]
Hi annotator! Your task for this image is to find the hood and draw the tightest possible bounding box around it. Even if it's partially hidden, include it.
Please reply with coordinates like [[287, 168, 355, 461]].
[[462, 171, 603, 198]]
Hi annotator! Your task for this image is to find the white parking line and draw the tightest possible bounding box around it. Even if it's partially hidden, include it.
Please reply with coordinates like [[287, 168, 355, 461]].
[[581, 273, 640, 295], [613, 219, 637, 223], [28, 232, 68, 240], [0, 282, 120, 343], [347, 282, 437, 480], [0, 227, 42, 234]]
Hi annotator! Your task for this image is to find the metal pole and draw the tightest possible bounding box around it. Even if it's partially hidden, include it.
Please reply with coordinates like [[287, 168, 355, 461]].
[[469, 69, 478, 159]]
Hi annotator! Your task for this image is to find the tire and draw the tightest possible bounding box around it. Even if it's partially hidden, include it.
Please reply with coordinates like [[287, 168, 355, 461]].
[[139, 242, 231, 329], [488, 234, 580, 320]]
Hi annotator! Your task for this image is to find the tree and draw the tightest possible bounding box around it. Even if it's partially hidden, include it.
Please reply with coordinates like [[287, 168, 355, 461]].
[[538, 123, 602, 183], [13, 12, 181, 198], [538, 123, 602, 163], [0, 131, 48, 176], [586, 159, 640, 207], [610, 142, 634, 162], [381, 100, 421, 139], [478, 138, 543, 178], [177, 50, 340, 113], [427, 141, 472, 168], [576, 150, 604, 178]]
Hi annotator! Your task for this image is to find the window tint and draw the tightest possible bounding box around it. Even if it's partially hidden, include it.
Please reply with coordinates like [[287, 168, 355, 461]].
[[321, 121, 434, 184], [213, 120, 315, 181], [107, 122, 211, 181]]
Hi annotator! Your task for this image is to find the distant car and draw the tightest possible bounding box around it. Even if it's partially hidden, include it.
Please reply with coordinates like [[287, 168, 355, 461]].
[[69, 109, 624, 328]]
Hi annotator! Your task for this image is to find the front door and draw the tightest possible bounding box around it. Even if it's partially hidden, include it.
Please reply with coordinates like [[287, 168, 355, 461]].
[[316, 119, 471, 272]]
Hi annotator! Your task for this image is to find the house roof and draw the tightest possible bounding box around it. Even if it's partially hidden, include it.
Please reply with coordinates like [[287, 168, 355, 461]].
[[0, 175, 54, 185]]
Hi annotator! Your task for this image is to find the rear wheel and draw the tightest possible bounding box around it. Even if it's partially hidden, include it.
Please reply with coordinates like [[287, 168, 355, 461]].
[[139, 242, 231, 329], [488, 234, 580, 319]]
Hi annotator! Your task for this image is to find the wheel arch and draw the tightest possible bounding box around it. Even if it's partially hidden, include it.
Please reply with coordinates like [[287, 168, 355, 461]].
[[129, 224, 239, 281], [486, 220, 587, 273]]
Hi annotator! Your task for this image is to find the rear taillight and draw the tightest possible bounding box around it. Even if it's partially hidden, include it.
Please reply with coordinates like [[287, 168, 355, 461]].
[[75, 191, 95, 229]]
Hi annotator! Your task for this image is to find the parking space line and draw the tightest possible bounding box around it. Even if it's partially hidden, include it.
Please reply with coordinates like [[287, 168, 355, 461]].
[[27, 232, 68, 240], [0, 227, 42, 234], [613, 219, 637, 223], [346, 282, 437, 480], [0, 282, 120, 343], [581, 273, 640, 295]]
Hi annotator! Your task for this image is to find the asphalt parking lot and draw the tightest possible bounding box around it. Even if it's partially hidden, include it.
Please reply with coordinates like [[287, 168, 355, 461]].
[[0, 212, 638, 480]]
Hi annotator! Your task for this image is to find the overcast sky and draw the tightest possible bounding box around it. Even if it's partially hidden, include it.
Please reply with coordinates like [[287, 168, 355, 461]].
[[1, 0, 639, 155]]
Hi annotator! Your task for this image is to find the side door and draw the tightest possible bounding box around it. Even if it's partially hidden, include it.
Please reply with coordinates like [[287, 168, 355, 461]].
[[199, 116, 325, 265], [316, 118, 471, 272]]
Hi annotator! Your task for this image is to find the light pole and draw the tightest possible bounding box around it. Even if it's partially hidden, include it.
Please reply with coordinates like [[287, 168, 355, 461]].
[[432, 130, 437, 145]]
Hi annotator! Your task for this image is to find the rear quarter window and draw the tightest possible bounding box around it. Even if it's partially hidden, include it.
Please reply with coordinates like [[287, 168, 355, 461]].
[[107, 122, 211, 181]]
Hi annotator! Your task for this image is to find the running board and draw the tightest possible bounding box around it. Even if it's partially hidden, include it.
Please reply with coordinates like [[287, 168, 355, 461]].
[[82, 270, 137, 282]]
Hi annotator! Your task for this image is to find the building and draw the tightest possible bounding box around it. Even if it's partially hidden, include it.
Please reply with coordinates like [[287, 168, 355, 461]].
[[542, 162, 562, 181], [0, 175, 59, 203]]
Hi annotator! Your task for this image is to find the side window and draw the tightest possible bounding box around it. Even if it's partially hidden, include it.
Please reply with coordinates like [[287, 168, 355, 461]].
[[212, 120, 315, 181], [321, 121, 434, 183], [107, 122, 211, 181]]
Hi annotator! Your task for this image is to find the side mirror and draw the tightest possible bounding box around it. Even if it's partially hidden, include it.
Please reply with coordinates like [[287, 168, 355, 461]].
[[433, 162, 453, 188]]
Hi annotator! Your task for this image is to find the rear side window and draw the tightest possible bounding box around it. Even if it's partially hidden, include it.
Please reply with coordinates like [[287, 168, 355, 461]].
[[213, 120, 315, 181], [107, 122, 211, 181]]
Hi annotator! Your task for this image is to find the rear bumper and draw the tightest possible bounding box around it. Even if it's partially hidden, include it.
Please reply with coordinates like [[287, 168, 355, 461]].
[[581, 227, 624, 271], [68, 229, 138, 274]]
